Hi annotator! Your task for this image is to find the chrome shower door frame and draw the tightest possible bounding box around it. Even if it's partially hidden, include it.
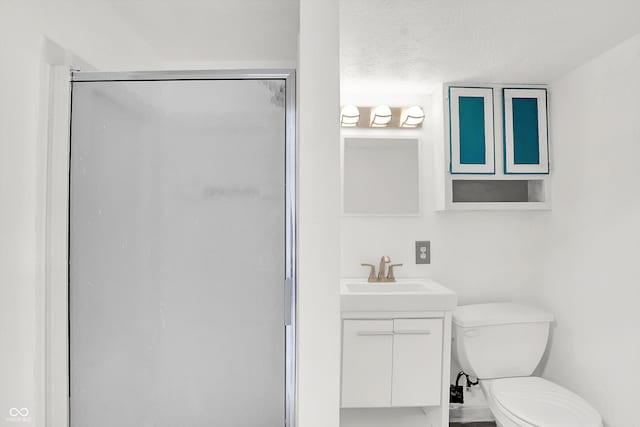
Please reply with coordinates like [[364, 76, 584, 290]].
[[68, 69, 297, 427]]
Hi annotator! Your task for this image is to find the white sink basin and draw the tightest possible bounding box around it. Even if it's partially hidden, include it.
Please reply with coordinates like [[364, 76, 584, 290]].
[[341, 278, 457, 312]]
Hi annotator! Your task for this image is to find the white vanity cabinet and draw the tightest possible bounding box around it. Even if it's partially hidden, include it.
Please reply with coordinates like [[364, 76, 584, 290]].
[[340, 278, 457, 427], [341, 317, 445, 408], [392, 318, 443, 407], [341, 320, 394, 407]]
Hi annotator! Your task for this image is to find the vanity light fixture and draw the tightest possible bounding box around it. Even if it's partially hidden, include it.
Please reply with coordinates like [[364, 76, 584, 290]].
[[370, 105, 392, 127], [340, 105, 424, 128], [340, 105, 360, 127], [400, 106, 425, 128]]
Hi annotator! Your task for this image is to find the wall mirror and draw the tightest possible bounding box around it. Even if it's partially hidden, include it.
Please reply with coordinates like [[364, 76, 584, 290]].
[[342, 137, 420, 216]]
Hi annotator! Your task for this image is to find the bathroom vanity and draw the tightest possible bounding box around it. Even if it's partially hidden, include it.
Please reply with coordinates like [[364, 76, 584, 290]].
[[340, 278, 457, 427]]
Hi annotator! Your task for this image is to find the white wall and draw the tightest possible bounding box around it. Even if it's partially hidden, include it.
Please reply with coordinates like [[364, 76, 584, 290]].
[[531, 33, 640, 427], [0, 2, 160, 425], [297, 0, 341, 426]]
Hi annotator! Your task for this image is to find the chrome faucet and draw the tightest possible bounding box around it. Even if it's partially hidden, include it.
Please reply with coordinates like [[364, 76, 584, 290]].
[[361, 256, 403, 282]]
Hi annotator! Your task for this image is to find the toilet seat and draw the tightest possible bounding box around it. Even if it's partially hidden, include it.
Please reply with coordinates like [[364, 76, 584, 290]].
[[488, 377, 602, 427]]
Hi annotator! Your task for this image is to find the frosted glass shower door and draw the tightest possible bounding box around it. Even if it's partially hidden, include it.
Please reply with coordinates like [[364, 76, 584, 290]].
[[69, 74, 292, 427]]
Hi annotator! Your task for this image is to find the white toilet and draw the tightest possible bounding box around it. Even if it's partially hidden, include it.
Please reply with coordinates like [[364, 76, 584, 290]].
[[452, 303, 602, 427]]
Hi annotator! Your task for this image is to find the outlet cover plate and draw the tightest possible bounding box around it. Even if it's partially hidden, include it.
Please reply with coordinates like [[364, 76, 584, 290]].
[[415, 240, 430, 264]]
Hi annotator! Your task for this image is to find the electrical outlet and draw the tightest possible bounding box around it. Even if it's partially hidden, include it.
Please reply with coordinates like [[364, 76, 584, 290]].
[[415, 241, 430, 264]]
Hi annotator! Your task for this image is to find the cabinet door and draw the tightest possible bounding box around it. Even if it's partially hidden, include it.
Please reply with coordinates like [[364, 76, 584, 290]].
[[449, 87, 495, 174], [391, 318, 443, 407], [341, 320, 393, 408], [503, 88, 549, 174]]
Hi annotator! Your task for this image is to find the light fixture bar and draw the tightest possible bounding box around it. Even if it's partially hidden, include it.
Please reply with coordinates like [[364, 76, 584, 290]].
[[340, 105, 425, 128]]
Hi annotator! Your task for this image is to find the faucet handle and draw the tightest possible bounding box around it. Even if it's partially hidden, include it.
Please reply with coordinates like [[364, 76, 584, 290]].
[[386, 264, 403, 282], [361, 263, 376, 282]]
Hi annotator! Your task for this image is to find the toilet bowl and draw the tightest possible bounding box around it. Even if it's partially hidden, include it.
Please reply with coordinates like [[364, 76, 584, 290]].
[[482, 377, 601, 427], [453, 303, 602, 427]]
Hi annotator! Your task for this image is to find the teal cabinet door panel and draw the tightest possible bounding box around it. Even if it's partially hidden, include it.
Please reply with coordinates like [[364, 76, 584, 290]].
[[503, 88, 549, 174], [512, 98, 540, 164], [449, 87, 495, 174], [458, 96, 487, 164]]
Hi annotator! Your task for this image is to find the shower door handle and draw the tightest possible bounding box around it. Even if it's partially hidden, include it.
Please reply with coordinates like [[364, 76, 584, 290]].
[[284, 278, 293, 326]]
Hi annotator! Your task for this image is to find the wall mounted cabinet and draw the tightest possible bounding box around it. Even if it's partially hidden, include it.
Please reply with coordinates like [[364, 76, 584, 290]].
[[503, 88, 549, 174], [433, 83, 551, 210], [449, 87, 495, 174]]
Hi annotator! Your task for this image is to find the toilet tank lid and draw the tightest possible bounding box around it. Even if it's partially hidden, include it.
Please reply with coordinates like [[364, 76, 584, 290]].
[[453, 303, 554, 328]]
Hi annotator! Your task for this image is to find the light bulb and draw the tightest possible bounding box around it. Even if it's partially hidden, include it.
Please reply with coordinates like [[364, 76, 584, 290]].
[[340, 105, 360, 127], [400, 106, 425, 128], [370, 105, 392, 127]]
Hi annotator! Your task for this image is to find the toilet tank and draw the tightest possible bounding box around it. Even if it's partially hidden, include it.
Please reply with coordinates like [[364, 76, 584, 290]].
[[452, 303, 554, 379]]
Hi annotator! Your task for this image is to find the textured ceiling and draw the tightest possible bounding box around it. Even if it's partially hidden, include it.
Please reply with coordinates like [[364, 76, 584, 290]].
[[341, 0, 640, 94], [107, 0, 299, 65]]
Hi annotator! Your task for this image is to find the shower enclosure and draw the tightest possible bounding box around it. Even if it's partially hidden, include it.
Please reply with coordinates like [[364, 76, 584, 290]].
[[68, 71, 295, 427]]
